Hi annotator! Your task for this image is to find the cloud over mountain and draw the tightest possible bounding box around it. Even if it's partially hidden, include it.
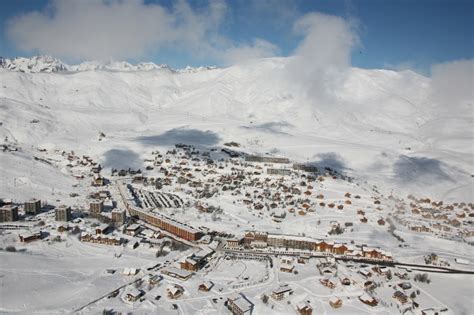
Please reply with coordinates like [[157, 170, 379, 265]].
[[5, 0, 277, 65]]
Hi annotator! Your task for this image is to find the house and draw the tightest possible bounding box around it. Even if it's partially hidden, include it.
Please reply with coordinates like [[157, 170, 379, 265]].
[[167, 284, 184, 299], [358, 268, 372, 279], [198, 281, 214, 292], [340, 277, 351, 285], [226, 293, 254, 315], [57, 224, 69, 233], [329, 296, 342, 309], [19, 231, 42, 243], [226, 238, 242, 248], [95, 223, 111, 235], [271, 283, 293, 300], [280, 259, 295, 273], [297, 254, 311, 264], [91, 174, 105, 186], [398, 282, 412, 290], [393, 290, 408, 304], [125, 224, 141, 236], [359, 293, 377, 306], [296, 301, 312, 315], [180, 247, 214, 271], [320, 277, 337, 289], [372, 266, 390, 275], [124, 287, 142, 302], [161, 267, 193, 281], [180, 257, 199, 271], [148, 274, 163, 286]]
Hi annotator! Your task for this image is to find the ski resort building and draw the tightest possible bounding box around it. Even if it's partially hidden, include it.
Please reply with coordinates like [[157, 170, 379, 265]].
[[55, 206, 71, 222], [89, 200, 104, 216], [119, 183, 202, 241], [0, 205, 18, 222], [24, 199, 41, 215]]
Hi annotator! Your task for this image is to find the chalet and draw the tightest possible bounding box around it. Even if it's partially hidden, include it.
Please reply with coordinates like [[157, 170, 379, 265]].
[[333, 244, 348, 255], [148, 274, 163, 286], [364, 281, 375, 290], [91, 175, 105, 187], [399, 282, 412, 290], [19, 231, 42, 243], [393, 290, 408, 304], [296, 301, 313, 315], [329, 296, 342, 309], [226, 293, 254, 315], [180, 257, 199, 271], [280, 259, 295, 273], [198, 281, 214, 292], [359, 293, 378, 306], [340, 277, 351, 285], [358, 268, 372, 279], [57, 224, 69, 233], [95, 223, 111, 235], [124, 288, 142, 302], [271, 283, 293, 300], [372, 266, 390, 275], [167, 284, 184, 299], [297, 254, 311, 264], [320, 277, 337, 289]]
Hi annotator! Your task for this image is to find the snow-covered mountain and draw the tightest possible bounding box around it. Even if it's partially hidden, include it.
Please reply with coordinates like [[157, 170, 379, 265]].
[[0, 55, 68, 73], [0, 55, 217, 73], [0, 56, 472, 202]]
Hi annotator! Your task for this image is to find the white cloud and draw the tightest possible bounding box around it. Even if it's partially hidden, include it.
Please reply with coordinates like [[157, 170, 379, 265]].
[[5, 0, 227, 62], [285, 12, 359, 103], [219, 38, 279, 66], [5, 0, 279, 65], [430, 59, 474, 114]]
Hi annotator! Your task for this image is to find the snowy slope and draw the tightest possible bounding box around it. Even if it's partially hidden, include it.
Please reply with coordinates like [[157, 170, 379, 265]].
[[0, 56, 472, 202]]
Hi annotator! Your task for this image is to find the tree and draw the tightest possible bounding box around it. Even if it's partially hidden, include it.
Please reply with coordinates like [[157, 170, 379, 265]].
[[261, 294, 269, 304]]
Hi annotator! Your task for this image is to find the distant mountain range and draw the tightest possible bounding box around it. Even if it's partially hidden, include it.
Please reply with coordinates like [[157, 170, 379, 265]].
[[0, 55, 217, 73]]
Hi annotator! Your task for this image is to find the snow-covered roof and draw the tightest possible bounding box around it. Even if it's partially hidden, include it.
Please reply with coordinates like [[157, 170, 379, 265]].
[[162, 267, 193, 278], [272, 283, 292, 294], [125, 287, 141, 298]]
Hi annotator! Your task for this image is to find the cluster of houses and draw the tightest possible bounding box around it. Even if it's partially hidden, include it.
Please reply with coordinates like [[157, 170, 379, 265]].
[[394, 195, 474, 240], [227, 231, 393, 261], [80, 231, 123, 246]]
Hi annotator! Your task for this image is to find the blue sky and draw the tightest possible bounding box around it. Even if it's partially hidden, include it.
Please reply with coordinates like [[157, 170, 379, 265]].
[[0, 0, 473, 73]]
